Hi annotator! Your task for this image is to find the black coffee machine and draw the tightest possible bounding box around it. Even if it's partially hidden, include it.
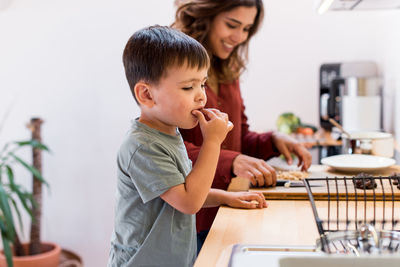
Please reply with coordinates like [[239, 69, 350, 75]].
[[319, 61, 378, 130]]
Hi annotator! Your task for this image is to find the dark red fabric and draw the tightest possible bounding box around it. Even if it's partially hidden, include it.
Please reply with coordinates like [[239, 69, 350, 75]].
[[180, 80, 280, 232]]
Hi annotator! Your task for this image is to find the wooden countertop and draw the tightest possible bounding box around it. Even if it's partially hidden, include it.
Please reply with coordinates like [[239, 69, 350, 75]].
[[227, 164, 400, 197], [194, 200, 318, 267], [194, 162, 400, 267]]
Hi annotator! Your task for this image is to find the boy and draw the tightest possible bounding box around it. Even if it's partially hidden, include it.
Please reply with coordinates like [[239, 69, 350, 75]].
[[108, 25, 266, 267]]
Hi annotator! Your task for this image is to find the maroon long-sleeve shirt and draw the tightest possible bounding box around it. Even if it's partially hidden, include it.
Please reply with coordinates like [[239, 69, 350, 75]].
[[180, 80, 280, 232]]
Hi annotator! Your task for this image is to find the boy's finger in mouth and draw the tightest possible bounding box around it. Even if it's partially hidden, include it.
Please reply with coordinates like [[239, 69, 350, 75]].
[[192, 107, 204, 115]]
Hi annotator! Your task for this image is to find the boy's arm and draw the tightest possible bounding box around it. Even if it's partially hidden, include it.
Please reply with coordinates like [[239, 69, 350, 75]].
[[184, 141, 240, 185], [203, 189, 267, 209], [161, 109, 232, 214]]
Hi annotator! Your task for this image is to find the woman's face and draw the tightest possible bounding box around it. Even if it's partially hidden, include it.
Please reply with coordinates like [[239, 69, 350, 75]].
[[207, 6, 258, 59]]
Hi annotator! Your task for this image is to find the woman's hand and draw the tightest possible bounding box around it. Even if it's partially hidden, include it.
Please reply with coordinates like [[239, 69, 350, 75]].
[[224, 191, 268, 209], [232, 154, 276, 187], [271, 131, 312, 171]]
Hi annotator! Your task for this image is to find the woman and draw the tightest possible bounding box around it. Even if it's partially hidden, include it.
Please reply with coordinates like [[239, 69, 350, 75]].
[[172, 0, 312, 249]]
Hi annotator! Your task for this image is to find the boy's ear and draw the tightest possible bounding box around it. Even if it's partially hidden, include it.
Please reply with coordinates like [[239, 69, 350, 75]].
[[134, 82, 154, 107]]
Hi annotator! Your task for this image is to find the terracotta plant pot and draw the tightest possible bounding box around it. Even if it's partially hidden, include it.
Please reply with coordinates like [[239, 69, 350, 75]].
[[0, 242, 61, 267]]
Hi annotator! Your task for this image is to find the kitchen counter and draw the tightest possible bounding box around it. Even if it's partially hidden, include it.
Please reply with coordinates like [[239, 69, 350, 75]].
[[193, 200, 318, 267], [194, 162, 400, 267]]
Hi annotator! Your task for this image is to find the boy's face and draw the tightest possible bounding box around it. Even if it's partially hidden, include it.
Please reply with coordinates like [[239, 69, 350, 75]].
[[141, 64, 208, 135]]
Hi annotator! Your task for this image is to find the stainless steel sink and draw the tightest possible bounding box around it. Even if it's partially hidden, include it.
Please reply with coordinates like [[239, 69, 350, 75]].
[[228, 244, 400, 267], [228, 245, 320, 267]]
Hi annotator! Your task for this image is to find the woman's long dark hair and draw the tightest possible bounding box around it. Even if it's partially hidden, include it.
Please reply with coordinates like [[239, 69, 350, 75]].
[[172, 0, 264, 82]]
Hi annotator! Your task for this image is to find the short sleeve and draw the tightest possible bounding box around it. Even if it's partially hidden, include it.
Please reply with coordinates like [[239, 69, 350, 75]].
[[127, 143, 186, 203]]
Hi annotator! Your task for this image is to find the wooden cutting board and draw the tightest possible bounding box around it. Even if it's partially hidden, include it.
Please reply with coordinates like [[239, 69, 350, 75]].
[[228, 164, 400, 200]]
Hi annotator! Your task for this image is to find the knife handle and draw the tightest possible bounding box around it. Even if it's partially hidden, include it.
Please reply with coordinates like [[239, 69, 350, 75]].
[[276, 180, 288, 186]]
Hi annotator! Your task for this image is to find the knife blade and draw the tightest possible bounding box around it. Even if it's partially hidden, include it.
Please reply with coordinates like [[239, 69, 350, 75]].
[[275, 180, 323, 188]]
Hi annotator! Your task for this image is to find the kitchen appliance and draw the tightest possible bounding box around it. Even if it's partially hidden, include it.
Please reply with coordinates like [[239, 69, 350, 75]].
[[319, 62, 382, 131]]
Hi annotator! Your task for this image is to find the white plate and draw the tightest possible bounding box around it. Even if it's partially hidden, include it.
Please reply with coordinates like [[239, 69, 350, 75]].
[[321, 154, 396, 172]]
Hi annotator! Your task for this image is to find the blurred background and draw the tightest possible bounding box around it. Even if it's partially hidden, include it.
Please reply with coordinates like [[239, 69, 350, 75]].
[[0, 0, 399, 266]]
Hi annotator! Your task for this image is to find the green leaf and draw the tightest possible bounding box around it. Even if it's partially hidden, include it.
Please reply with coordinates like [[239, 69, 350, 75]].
[[1, 234, 14, 267], [4, 166, 35, 222], [0, 142, 11, 158], [14, 140, 50, 152], [0, 153, 11, 167], [0, 185, 16, 241], [0, 216, 7, 232], [3, 166, 26, 233], [8, 153, 49, 186], [9, 197, 25, 235], [16, 190, 34, 217], [5, 165, 15, 186]]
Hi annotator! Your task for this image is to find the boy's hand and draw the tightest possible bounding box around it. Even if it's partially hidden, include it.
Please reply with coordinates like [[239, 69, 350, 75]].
[[224, 191, 268, 209], [192, 108, 233, 145]]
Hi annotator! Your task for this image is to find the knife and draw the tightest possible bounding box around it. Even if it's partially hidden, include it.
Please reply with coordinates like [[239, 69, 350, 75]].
[[275, 180, 323, 188]]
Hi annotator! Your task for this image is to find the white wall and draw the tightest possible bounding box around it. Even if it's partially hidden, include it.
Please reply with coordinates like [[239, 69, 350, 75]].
[[0, 1, 399, 266], [242, 1, 400, 132], [376, 10, 400, 141], [0, 1, 173, 266]]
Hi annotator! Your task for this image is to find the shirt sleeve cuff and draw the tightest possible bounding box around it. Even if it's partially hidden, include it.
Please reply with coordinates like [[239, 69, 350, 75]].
[[215, 150, 240, 185]]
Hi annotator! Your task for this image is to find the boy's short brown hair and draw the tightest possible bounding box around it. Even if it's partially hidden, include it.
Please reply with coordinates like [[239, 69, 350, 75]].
[[123, 25, 210, 103]]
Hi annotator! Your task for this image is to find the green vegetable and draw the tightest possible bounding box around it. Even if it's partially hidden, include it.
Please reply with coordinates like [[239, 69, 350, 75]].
[[276, 113, 318, 134], [276, 112, 301, 134]]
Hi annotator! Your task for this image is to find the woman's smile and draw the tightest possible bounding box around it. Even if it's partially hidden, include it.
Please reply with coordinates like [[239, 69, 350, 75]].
[[222, 40, 235, 53]]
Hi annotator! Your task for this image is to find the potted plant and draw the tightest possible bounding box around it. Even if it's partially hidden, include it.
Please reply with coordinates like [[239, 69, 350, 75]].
[[0, 118, 60, 267]]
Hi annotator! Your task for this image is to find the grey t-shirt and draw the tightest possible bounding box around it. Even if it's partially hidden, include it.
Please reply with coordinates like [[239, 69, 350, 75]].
[[108, 120, 196, 267]]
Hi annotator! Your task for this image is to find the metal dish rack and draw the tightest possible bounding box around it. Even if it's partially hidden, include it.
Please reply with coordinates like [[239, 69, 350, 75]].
[[304, 176, 400, 255]]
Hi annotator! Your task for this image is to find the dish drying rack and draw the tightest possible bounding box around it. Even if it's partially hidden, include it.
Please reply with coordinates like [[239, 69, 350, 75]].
[[304, 176, 400, 255]]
